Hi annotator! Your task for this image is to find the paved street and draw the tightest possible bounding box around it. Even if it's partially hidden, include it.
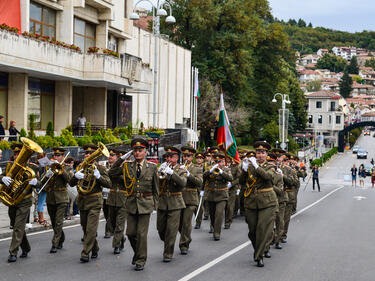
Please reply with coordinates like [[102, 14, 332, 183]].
[[0, 134, 375, 281]]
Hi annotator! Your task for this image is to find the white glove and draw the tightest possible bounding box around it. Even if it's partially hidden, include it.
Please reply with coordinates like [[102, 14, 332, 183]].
[[1, 176, 12, 186], [218, 168, 223, 174], [276, 168, 283, 175], [236, 189, 240, 195], [180, 165, 186, 169], [185, 170, 190, 177], [200, 191, 204, 197], [121, 150, 133, 160], [227, 182, 232, 188], [210, 164, 219, 173], [165, 166, 174, 175], [29, 178, 38, 186], [46, 169, 54, 178], [159, 162, 168, 171], [249, 157, 259, 169], [75, 170, 84, 180], [0, 167, 2, 175], [94, 168, 101, 179], [242, 161, 249, 172]]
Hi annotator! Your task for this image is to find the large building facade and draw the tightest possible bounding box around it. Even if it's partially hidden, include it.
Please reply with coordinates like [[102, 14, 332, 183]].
[[0, 0, 191, 134]]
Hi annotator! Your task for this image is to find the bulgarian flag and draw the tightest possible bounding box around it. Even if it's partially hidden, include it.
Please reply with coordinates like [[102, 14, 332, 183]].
[[217, 93, 240, 163], [193, 70, 200, 99]]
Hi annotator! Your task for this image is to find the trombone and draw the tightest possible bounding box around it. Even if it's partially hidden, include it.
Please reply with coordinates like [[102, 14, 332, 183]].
[[37, 151, 70, 194]]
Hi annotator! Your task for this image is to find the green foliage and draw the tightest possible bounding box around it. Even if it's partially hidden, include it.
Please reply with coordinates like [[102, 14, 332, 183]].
[[316, 53, 347, 72], [76, 136, 93, 147], [352, 75, 363, 83], [311, 147, 338, 167], [57, 129, 78, 147], [35, 135, 60, 149], [287, 137, 299, 153], [46, 121, 54, 137], [91, 129, 121, 145], [364, 57, 375, 69], [28, 114, 37, 140], [347, 56, 359, 74], [85, 122, 92, 137], [306, 80, 322, 92], [65, 125, 73, 132], [339, 70, 353, 98], [262, 120, 279, 145], [19, 128, 27, 138], [311, 158, 322, 167], [0, 140, 10, 151]]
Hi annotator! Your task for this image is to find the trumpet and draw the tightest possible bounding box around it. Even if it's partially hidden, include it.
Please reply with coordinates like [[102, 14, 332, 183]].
[[158, 162, 172, 179]]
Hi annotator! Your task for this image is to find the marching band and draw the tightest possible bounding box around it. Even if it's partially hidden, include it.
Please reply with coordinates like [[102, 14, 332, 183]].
[[0, 137, 304, 269]]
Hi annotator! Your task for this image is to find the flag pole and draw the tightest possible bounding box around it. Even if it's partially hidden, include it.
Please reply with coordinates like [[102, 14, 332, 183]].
[[190, 66, 194, 145]]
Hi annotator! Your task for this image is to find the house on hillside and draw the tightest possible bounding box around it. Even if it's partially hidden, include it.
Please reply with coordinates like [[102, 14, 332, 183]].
[[332, 46, 357, 61], [298, 69, 321, 82], [301, 54, 320, 66], [351, 82, 375, 96], [317, 49, 328, 56]]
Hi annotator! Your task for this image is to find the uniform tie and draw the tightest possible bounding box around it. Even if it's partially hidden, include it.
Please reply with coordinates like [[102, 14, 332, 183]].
[[136, 163, 141, 178]]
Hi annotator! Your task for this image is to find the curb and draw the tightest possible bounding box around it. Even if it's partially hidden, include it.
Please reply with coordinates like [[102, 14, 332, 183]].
[[0, 214, 104, 239]]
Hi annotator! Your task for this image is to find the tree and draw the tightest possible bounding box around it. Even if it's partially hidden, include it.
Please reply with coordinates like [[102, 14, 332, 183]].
[[347, 56, 359, 74], [308, 22, 313, 28], [364, 57, 375, 69], [352, 75, 363, 83], [316, 53, 347, 72], [306, 80, 322, 92], [288, 19, 297, 26], [297, 18, 306, 27], [339, 70, 353, 98]]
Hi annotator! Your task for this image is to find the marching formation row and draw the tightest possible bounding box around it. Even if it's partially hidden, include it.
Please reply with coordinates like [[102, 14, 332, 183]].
[[0, 137, 304, 271]]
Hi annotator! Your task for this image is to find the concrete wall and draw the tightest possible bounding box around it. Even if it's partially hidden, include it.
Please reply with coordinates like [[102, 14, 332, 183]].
[[55, 81, 73, 132], [8, 73, 28, 130]]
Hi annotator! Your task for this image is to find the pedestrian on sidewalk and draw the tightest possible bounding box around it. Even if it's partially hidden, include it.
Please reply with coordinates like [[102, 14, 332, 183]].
[[358, 165, 366, 188], [371, 167, 375, 188], [351, 164, 357, 187], [312, 165, 321, 192], [8, 120, 20, 142]]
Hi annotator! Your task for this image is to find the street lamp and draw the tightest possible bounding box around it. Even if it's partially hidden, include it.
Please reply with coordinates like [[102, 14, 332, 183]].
[[131, 0, 176, 127], [272, 93, 291, 151]]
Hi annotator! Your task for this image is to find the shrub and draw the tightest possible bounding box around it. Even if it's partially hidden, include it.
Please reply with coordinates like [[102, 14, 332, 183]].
[[0, 141, 10, 151], [75, 136, 93, 147], [35, 135, 60, 149], [19, 128, 27, 138], [57, 129, 78, 147], [311, 158, 322, 167], [85, 122, 92, 137], [28, 114, 37, 140], [46, 121, 54, 137]]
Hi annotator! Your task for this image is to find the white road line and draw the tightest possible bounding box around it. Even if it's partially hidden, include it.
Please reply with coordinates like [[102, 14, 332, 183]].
[[178, 185, 344, 281]]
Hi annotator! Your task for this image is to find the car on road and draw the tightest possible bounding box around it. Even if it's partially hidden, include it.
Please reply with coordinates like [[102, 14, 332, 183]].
[[357, 149, 368, 159], [352, 145, 360, 154], [364, 164, 373, 176], [364, 130, 370, 136]]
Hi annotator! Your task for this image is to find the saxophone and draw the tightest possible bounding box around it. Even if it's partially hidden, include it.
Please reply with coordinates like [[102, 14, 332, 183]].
[[77, 142, 109, 194], [0, 137, 43, 206]]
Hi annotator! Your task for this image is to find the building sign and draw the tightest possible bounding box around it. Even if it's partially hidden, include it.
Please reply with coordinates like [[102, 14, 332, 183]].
[[118, 95, 132, 127], [0, 1, 21, 31]]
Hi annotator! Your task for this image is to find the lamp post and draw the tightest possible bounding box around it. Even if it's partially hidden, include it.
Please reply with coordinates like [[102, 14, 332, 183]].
[[130, 0, 176, 128], [272, 93, 291, 151]]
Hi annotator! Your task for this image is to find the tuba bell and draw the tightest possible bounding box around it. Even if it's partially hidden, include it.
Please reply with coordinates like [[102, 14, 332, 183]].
[[77, 142, 109, 194], [0, 137, 43, 206]]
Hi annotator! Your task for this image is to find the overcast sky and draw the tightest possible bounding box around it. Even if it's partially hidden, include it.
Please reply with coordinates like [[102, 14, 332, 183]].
[[268, 0, 375, 32]]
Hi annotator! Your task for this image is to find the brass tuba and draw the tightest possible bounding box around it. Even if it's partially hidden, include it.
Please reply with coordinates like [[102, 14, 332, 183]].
[[77, 142, 109, 194], [0, 137, 43, 206]]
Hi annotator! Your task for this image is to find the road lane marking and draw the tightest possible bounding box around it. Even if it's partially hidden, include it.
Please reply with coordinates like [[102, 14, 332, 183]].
[[353, 196, 366, 200], [178, 185, 344, 281]]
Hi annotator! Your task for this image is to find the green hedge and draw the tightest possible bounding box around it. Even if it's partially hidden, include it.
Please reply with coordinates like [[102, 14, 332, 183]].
[[311, 147, 338, 167]]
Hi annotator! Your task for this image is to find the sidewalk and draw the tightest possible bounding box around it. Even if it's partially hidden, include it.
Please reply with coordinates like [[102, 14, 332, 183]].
[[0, 201, 84, 239]]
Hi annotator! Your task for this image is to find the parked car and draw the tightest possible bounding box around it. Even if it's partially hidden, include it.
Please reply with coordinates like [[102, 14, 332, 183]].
[[364, 164, 373, 176], [364, 130, 370, 136], [352, 145, 360, 154], [357, 149, 368, 159]]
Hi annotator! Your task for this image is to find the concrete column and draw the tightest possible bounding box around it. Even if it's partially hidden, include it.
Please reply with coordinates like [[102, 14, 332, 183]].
[[83, 87, 107, 126], [118, 38, 126, 54], [8, 73, 28, 130], [55, 81, 73, 133], [20, 0, 30, 33], [57, 0, 74, 43], [96, 21, 108, 49]]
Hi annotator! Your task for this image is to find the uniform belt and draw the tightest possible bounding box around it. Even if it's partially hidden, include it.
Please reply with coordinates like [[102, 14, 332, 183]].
[[256, 187, 273, 193], [207, 187, 228, 192], [161, 191, 182, 196], [110, 189, 127, 193], [285, 189, 294, 192], [79, 192, 102, 197], [130, 191, 153, 198], [185, 188, 197, 192]]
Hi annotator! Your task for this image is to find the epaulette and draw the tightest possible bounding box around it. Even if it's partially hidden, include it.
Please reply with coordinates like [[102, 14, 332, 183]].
[[146, 160, 157, 166]]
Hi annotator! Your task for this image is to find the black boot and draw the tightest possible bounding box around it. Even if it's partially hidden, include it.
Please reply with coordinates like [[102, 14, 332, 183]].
[[57, 241, 63, 249], [275, 243, 282, 249], [91, 252, 98, 259], [135, 264, 144, 271], [257, 259, 264, 267], [50, 247, 57, 253], [264, 251, 271, 258], [80, 256, 89, 263], [194, 224, 200, 229], [8, 255, 17, 263], [114, 248, 121, 255]]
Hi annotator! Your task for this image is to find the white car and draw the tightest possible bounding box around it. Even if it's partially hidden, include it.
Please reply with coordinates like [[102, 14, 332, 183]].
[[357, 149, 367, 159], [352, 145, 360, 154]]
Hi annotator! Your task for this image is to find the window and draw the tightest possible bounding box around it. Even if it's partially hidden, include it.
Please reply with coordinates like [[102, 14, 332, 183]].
[[308, 115, 313, 123], [28, 78, 54, 130], [0, 73, 8, 129], [329, 115, 332, 124], [107, 34, 118, 52], [29, 2, 56, 38], [316, 101, 322, 108], [330, 101, 335, 111], [318, 115, 322, 124], [74, 18, 96, 52], [336, 115, 341, 124]]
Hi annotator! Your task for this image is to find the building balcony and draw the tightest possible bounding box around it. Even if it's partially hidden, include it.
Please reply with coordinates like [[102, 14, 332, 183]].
[[0, 29, 151, 92]]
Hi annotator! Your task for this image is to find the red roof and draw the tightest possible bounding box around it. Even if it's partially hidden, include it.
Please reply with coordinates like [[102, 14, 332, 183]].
[[133, 16, 152, 31], [352, 82, 375, 89], [307, 90, 341, 99]]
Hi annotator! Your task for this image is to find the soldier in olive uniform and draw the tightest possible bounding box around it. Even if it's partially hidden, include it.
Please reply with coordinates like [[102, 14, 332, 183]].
[[157, 146, 187, 262], [204, 153, 233, 241], [281, 154, 299, 244], [290, 155, 302, 214], [224, 158, 240, 229], [106, 148, 128, 255], [109, 138, 159, 271], [241, 141, 278, 267], [179, 146, 203, 255], [42, 147, 73, 253], [1, 143, 39, 262], [271, 149, 290, 250], [70, 144, 111, 263]]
